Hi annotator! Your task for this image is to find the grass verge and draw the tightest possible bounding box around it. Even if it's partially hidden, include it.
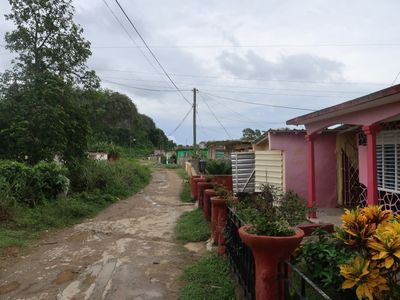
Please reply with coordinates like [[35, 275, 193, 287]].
[[176, 209, 210, 243], [0, 158, 151, 256], [179, 254, 236, 300], [176, 169, 193, 203]]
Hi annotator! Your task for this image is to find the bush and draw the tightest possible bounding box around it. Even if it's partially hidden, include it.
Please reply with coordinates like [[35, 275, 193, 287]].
[[0, 160, 68, 206], [230, 185, 308, 236], [205, 159, 232, 175], [69, 158, 151, 197]]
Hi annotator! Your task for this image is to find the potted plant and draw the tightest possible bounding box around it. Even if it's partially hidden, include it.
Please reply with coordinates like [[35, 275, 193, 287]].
[[197, 176, 214, 210], [232, 185, 307, 300], [205, 159, 233, 191], [209, 184, 230, 252]]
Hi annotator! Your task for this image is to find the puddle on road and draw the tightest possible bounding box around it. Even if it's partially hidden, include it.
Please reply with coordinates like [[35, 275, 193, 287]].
[[54, 270, 75, 285], [0, 281, 20, 295], [67, 231, 90, 242]]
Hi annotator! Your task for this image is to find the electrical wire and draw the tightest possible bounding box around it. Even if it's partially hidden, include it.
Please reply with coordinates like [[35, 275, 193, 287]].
[[95, 68, 387, 86], [113, 0, 192, 105], [391, 71, 400, 86], [168, 106, 193, 136], [102, 79, 191, 92], [202, 91, 316, 111], [198, 93, 232, 139], [91, 42, 400, 49], [98, 75, 366, 94], [200, 88, 343, 98], [101, 0, 172, 90]]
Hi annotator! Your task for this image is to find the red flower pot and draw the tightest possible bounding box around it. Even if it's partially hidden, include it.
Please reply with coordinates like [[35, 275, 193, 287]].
[[197, 182, 214, 211], [191, 176, 204, 200], [210, 196, 228, 254], [211, 175, 233, 192], [239, 225, 304, 300], [205, 189, 218, 240]]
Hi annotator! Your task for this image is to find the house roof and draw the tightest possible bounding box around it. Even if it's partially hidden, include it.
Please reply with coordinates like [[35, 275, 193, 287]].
[[205, 139, 252, 147], [287, 84, 400, 125]]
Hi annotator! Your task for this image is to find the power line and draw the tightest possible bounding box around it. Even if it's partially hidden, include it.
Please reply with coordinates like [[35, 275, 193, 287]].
[[113, 0, 191, 105], [201, 91, 316, 111], [98, 75, 367, 94], [91, 42, 400, 49], [200, 88, 344, 98], [101, 0, 171, 90], [168, 106, 193, 136], [95, 68, 387, 86], [102, 79, 191, 92], [198, 93, 232, 139], [391, 71, 400, 86]]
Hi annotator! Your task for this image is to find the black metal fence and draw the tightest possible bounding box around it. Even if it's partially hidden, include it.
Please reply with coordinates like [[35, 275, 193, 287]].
[[280, 260, 332, 300], [225, 208, 256, 300]]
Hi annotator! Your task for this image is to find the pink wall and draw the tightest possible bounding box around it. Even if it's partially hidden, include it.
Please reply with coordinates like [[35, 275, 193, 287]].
[[358, 145, 368, 186], [269, 132, 337, 208]]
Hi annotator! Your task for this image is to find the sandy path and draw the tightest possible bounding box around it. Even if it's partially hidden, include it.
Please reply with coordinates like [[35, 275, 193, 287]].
[[0, 169, 196, 300]]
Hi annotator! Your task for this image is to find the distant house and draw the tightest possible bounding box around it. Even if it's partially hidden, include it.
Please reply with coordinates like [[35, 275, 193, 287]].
[[88, 152, 108, 161], [206, 140, 252, 160], [287, 84, 400, 213], [175, 146, 208, 165]]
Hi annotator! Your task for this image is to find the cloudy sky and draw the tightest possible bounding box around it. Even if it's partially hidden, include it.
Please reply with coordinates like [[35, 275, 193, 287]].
[[1, 0, 400, 145]]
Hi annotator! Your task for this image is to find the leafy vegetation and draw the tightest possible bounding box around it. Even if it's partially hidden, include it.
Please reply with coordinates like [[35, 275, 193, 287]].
[[179, 254, 236, 300], [229, 185, 308, 236], [176, 169, 193, 203], [296, 229, 353, 290], [241, 128, 263, 140], [176, 209, 210, 243], [205, 159, 232, 175], [296, 205, 400, 300], [0, 159, 151, 254]]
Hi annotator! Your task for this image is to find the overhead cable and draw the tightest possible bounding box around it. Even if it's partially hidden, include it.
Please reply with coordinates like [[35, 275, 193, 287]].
[[113, 0, 191, 105], [168, 106, 193, 136], [198, 93, 232, 139], [202, 91, 316, 111]]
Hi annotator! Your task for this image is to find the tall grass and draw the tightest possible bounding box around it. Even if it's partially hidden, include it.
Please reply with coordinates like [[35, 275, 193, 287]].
[[0, 158, 151, 254]]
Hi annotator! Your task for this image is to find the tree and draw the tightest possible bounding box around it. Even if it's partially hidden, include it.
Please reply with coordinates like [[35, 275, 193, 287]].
[[3, 0, 98, 88], [0, 0, 95, 164], [242, 128, 263, 140]]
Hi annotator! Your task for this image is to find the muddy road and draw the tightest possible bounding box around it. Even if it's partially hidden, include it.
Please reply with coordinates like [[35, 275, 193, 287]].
[[0, 169, 196, 300]]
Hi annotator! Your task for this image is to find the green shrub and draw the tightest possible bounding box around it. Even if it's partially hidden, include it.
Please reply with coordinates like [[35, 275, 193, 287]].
[[205, 159, 232, 175], [0, 160, 68, 206], [231, 185, 308, 236], [296, 230, 354, 289], [70, 158, 151, 197]]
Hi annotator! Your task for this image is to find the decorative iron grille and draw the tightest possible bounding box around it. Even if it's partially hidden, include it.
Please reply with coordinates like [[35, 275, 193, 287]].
[[225, 208, 255, 300], [280, 260, 332, 300]]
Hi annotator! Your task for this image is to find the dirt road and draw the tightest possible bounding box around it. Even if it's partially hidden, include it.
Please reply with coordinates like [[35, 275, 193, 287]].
[[0, 169, 196, 300]]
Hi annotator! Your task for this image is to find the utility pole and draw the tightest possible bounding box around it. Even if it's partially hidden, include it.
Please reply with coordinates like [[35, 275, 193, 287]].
[[193, 88, 197, 148]]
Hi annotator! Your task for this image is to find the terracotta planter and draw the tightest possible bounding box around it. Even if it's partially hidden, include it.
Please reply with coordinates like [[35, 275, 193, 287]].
[[210, 196, 228, 254], [211, 175, 233, 192], [197, 182, 214, 211], [205, 189, 217, 240], [191, 177, 205, 201], [239, 225, 304, 300]]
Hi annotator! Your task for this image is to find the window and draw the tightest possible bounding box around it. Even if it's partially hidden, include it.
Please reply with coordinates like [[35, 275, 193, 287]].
[[376, 130, 400, 193]]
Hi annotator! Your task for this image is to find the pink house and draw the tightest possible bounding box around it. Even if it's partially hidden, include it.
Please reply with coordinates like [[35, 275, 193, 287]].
[[287, 84, 400, 215], [253, 129, 337, 208]]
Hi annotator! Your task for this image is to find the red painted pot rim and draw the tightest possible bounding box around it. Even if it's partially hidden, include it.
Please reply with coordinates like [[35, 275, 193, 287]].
[[204, 189, 217, 195], [210, 196, 228, 205], [239, 224, 304, 241]]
